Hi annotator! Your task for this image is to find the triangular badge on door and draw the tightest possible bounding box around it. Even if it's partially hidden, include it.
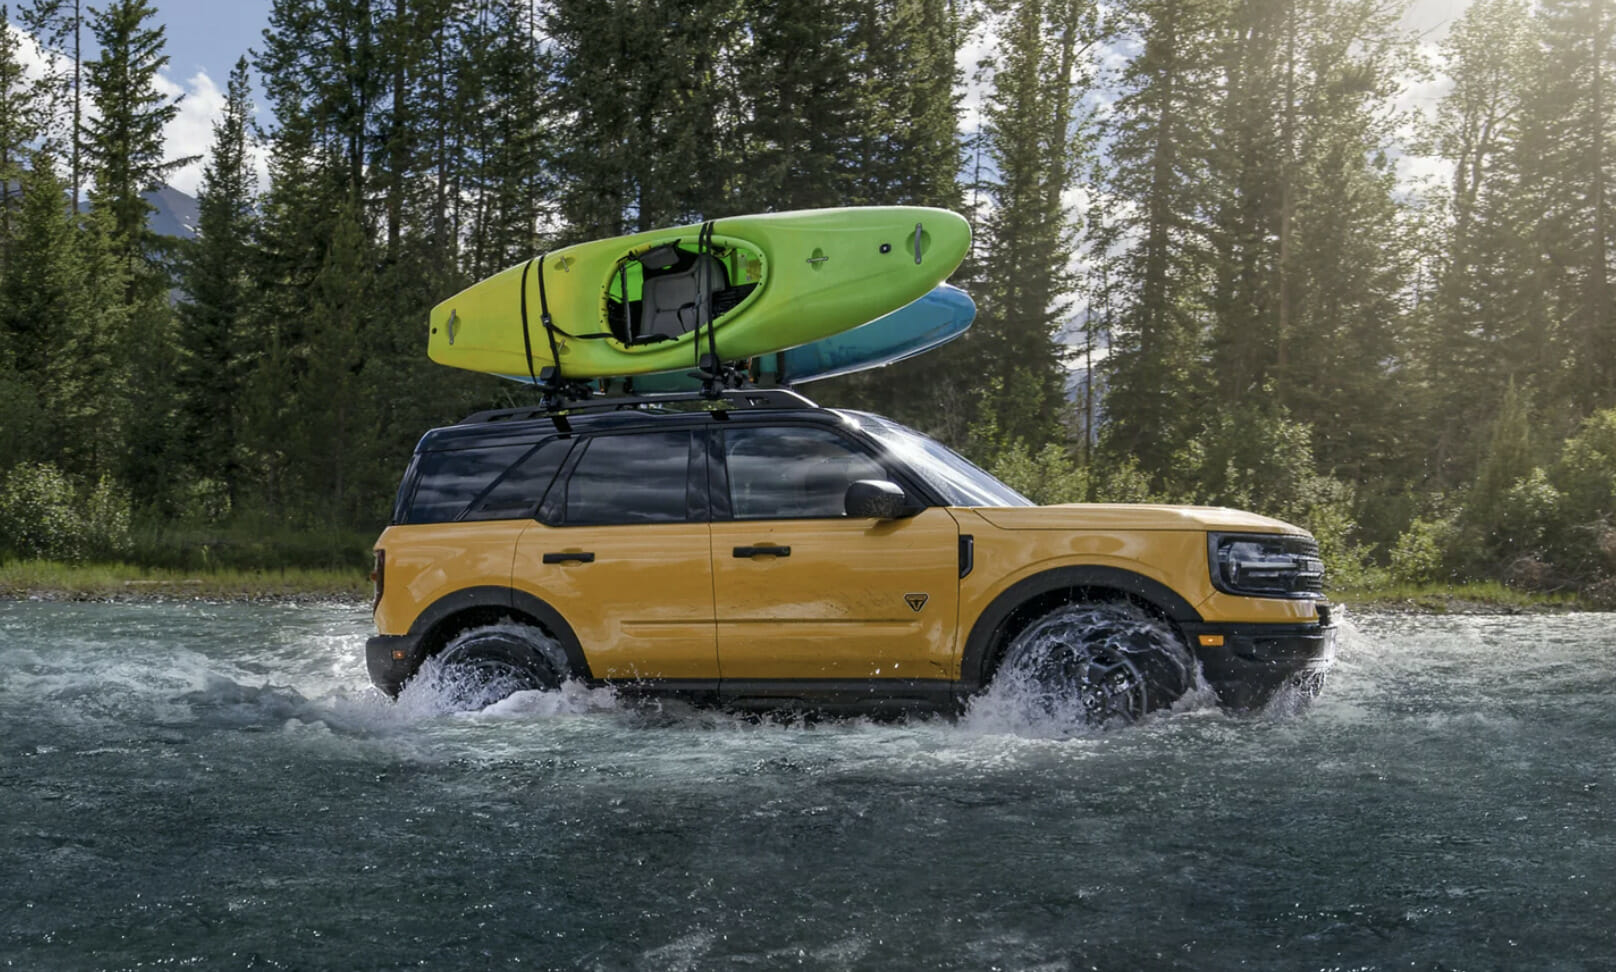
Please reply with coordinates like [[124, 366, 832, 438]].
[[904, 593, 929, 613]]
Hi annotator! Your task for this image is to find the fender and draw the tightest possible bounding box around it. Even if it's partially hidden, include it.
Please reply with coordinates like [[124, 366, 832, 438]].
[[956, 565, 1203, 693], [408, 585, 592, 680]]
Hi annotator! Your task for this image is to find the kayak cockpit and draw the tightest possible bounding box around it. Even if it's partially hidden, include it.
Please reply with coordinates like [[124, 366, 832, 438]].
[[605, 238, 765, 348]]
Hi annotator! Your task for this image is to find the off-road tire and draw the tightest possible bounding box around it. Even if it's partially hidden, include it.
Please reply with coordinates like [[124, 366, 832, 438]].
[[994, 599, 1195, 727]]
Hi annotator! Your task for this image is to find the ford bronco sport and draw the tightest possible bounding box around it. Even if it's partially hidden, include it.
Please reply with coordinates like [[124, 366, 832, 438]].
[[366, 388, 1335, 721]]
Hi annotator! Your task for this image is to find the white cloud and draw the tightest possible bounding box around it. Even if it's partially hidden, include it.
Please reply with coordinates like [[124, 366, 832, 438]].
[[155, 69, 224, 196], [156, 69, 271, 199], [8, 20, 55, 82], [956, 8, 1003, 136], [10, 21, 266, 199]]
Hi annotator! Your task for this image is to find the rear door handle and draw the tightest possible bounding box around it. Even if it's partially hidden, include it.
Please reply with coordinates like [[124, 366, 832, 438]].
[[543, 551, 595, 564], [733, 545, 791, 558]]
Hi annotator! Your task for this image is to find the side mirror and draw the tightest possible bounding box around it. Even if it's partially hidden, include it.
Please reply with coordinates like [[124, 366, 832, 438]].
[[845, 480, 922, 520]]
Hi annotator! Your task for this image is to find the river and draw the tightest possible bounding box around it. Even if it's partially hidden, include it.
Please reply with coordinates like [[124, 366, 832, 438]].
[[1, 601, 1612, 970]]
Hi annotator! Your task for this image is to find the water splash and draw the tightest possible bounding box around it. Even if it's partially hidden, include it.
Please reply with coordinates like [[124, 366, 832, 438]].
[[963, 601, 1215, 738]]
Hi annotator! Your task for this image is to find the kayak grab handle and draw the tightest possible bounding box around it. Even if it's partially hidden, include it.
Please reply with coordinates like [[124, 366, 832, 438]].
[[914, 223, 924, 264]]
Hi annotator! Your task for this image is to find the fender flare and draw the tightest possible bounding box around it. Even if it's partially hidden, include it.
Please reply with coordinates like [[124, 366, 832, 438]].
[[956, 566, 1203, 692], [407, 585, 592, 680]]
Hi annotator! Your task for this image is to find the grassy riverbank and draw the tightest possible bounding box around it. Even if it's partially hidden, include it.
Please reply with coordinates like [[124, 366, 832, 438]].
[[0, 560, 370, 602]]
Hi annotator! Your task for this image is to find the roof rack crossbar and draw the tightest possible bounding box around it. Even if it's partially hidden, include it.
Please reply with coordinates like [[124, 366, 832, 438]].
[[460, 386, 818, 426]]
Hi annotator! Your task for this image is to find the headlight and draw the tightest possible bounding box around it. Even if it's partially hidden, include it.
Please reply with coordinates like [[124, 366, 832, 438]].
[[1208, 532, 1325, 598]]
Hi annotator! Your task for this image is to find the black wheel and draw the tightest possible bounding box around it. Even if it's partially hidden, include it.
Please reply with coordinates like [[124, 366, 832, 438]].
[[426, 623, 563, 711], [991, 600, 1196, 728]]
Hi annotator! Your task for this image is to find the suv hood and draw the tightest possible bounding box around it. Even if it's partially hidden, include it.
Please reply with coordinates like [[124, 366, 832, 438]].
[[972, 504, 1306, 534]]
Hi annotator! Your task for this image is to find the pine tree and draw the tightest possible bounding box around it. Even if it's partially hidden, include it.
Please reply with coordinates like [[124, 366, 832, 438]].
[[1418, 0, 1535, 479], [462, 0, 553, 276], [1523, 0, 1616, 414], [855, 0, 966, 208], [0, 152, 129, 474], [18, 0, 86, 204], [1098, 0, 1224, 475], [82, 0, 194, 275], [1268, 0, 1415, 487], [175, 58, 257, 497], [0, 3, 47, 260], [733, 0, 871, 211], [546, 0, 742, 236], [961, 0, 1097, 449]]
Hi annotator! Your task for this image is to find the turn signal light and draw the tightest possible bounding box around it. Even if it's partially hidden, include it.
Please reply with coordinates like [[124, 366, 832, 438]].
[[1198, 634, 1225, 647]]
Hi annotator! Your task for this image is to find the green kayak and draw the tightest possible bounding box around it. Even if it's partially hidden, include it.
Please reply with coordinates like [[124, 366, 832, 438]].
[[427, 206, 971, 380]]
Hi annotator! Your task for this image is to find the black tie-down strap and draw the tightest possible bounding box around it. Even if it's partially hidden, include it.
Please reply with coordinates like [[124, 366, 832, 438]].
[[693, 221, 722, 373], [515, 254, 607, 412], [517, 256, 541, 387], [519, 253, 615, 388]]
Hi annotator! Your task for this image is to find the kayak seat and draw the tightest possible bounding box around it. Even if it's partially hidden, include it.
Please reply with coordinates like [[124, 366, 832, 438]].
[[639, 254, 730, 342], [605, 247, 763, 346]]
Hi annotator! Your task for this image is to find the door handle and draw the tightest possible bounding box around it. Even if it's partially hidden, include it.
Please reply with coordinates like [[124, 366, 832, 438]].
[[543, 551, 595, 564], [733, 545, 791, 559]]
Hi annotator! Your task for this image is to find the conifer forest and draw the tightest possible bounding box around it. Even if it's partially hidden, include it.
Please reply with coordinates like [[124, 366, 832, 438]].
[[0, 0, 1613, 598]]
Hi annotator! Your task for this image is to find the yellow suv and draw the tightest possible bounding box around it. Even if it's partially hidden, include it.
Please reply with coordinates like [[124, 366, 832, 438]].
[[367, 389, 1334, 721]]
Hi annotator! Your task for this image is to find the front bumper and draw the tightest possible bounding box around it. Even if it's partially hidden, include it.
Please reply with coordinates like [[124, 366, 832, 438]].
[[366, 632, 426, 697], [1181, 605, 1337, 710]]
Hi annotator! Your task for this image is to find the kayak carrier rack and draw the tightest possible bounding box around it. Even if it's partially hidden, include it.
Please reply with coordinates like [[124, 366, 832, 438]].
[[461, 385, 819, 430], [468, 358, 813, 431]]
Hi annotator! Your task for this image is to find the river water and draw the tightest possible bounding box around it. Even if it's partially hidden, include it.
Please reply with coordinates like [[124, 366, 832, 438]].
[[1, 601, 1612, 970]]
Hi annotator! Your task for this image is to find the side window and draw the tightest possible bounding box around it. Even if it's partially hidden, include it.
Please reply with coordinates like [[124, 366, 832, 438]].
[[403, 444, 530, 524], [564, 431, 694, 525], [463, 438, 573, 521], [724, 426, 887, 519]]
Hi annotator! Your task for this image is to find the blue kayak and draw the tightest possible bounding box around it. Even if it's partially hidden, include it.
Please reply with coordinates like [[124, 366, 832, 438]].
[[499, 284, 974, 392]]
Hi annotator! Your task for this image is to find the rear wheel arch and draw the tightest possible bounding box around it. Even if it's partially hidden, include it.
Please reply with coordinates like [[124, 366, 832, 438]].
[[958, 566, 1203, 692], [407, 585, 592, 681]]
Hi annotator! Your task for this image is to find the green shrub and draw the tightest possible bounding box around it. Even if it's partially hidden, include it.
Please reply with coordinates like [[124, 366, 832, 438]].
[[990, 441, 1088, 505], [0, 463, 132, 562], [1495, 468, 1563, 553], [1090, 454, 1159, 503], [174, 477, 233, 524], [83, 475, 135, 559], [1552, 408, 1616, 527], [1389, 515, 1457, 585], [1298, 477, 1379, 589], [1170, 396, 1321, 518], [0, 463, 84, 561]]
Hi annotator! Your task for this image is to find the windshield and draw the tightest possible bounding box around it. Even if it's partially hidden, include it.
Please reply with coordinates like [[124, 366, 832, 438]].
[[844, 412, 1034, 508]]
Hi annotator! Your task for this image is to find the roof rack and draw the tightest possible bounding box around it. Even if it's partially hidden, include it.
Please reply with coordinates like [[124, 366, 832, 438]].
[[460, 386, 819, 427]]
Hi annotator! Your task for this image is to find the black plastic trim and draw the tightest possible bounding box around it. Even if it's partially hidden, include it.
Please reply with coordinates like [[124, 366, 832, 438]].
[[367, 585, 592, 697], [715, 678, 959, 714], [365, 633, 417, 696], [958, 535, 974, 578], [956, 566, 1204, 693], [702, 427, 730, 520], [1182, 618, 1337, 711]]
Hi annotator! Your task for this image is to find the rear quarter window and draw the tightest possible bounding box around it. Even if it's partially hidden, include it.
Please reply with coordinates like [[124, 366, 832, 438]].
[[464, 438, 573, 521], [401, 443, 535, 524]]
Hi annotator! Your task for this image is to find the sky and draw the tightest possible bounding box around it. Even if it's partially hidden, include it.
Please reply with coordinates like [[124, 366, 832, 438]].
[[146, 0, 273, 194]]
